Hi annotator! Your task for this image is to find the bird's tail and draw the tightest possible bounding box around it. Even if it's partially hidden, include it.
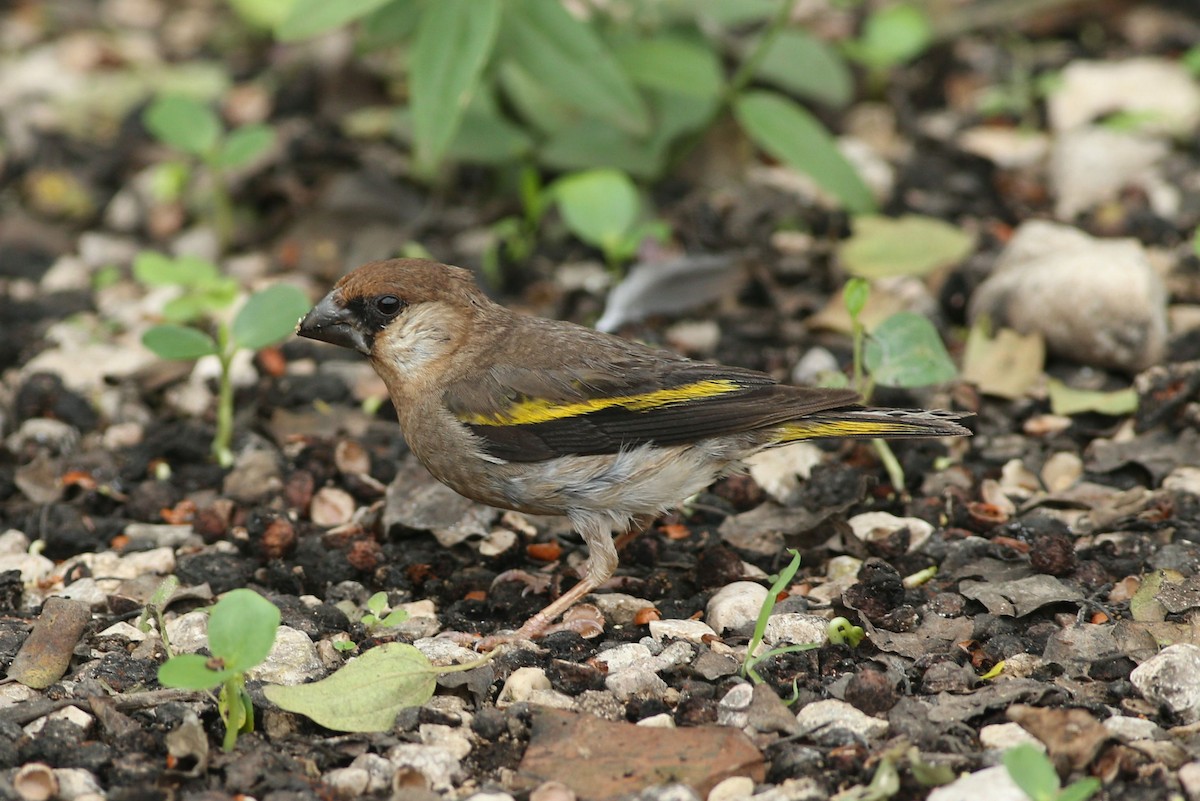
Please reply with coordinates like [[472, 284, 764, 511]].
[[772, 408, 972, 443]]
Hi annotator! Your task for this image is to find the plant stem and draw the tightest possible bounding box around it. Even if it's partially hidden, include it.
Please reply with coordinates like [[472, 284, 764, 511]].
[[724, 0, 799, 102], [213, 324, 235, 468], [851, 318, 865, 398], [204, 155, 235, 251], [872, 438, 907, 500]]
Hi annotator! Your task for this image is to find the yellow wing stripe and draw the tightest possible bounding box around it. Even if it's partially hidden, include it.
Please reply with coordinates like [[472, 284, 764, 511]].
[[774, 419, 926, 441], [462, 379, 744, 426]]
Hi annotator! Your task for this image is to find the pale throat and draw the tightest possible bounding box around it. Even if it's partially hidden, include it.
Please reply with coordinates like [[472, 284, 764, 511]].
[[372, 301, 459, 383]]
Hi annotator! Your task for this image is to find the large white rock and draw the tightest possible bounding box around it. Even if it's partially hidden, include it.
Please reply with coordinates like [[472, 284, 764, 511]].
[[968, 220, 1167, 371], [1131, 644, 1200, 723]]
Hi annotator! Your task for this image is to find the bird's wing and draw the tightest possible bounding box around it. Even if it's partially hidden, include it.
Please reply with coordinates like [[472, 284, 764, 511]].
[[444, 357, 860, 462]]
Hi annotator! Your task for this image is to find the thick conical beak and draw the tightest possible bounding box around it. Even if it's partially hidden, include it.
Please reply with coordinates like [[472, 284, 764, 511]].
[[296, 293, 373, 356]]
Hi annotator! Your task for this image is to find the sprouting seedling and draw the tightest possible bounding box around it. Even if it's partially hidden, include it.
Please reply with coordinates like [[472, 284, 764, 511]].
[[137, 575, 181, 657], [136, 251, 311, 467], [741, 549, 821, 685], [142, 94, 276, 250], [843, 277, 959, 495], [484, 166, 551, 286], [1002, 744, 1100, 801], [842, 3, 933, 93], [827, 617, 865, 647], [157, 589, 281, 752], [360, 591, 410, 632], [551, 169, 670, 274]]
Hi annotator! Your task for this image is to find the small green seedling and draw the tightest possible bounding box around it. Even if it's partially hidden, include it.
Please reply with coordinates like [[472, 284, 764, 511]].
[[842, 3, 933, 92], [827, 616, 865, 647], [136, 251, 311, 467], [841, 277, 958, 494], [1002, 744, 1100, 801], [741, 549, 821, 685], [551, 169, 669, 274], [142, 94, 276, 249], [484, 166, 551, 285], [137, 575, 181, 657], [157, 589, 281, 752], [360, 591, 410, 631]]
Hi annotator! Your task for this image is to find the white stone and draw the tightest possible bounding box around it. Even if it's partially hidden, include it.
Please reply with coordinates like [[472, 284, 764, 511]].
[[588, 593, 657, 626], [1041, 452, 1083, 493], [99, 621, 148, 641], [0, 529, 31, 554], [606, 667, 667, 701], [592, 642, 654, 672], [496, 667, 551, 708], [706, 582, 769, 634], [419, 722, 473, 761], [1179, 761, 1200, 801], [465, 794, 516, 801], [649, 619, 717, 643], [1131, 644, 1200, 723], [979, 722, 1042, 751], [247, 626, 323, 685], [526, 689, 578, 710], [349, 752, 395, 794], [1050, 127, 1171, 220], [323, 766, 369, 800], [957, 126, 1049, 169], [968, 220, 1167, 371], [745, 443, 822, 504], [717, 683, 754, 728], [0, 683, 39, 710], [24, 705, 94, 738], [762, 614, 828, 648], [794, 700, 888, 743], [52, 768, 102, 801], [1165, 467, 1200, 495], [637, 713, 676, 728], [164, 611, 208, 653], [707, 775, 755, 801], [55, 578, 107, 608], [1049, 57, 1200, 134], [1103, 715, 1163, 742], [927, 766, 1028, 801], [0, 553, 55, 584], [413, 637, 478, 667], [848, 512, 933, 552], [386, 743, 462, 792]]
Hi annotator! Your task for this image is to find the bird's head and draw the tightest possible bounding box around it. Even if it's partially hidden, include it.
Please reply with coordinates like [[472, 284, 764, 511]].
[[297, 258, 489, 382]]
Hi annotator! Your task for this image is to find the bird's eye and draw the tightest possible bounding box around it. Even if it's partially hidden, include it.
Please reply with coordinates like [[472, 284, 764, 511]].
[[375, 295, 403, 316]]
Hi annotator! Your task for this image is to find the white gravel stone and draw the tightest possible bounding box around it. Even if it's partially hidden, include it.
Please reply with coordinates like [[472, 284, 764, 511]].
[[968, 220, 1167, 371], [526, 689, 577, 710], [1051, 127, 1172, 220], [413, 637, 479, 666], [1165, 467, 1200, 495], [0, 529, 31, 553], [323, 766, 369, 800], [349, 752, 395, 794], [794, 700, 888, 744], [1131, 644, 1200, 723], [707, 775, 755, 801], [0, 553, 55, 584], [649, 618, 717, 643], [496, 667, 551, 708], [0, 684, 39, 710], [52, 768, 102, 801], [419, 722, 472, 761], [848, 512, 933, 552], [744, 443, 822, 504], [588, 593, 657, 626], [927, 766, 1028, 801], [386, 742, 462, 792], [1049, 57, 1200, 134], [99, 621, 148, 641], [465, 794, 516, 801], [1103, 715, 1164, 742], [979, 722, 1042, 751], [55, 578, 108, 608], [637, 713, 676, 728], [718, 683, 754, 728], [24, 706, 94, 738], [1179, 761, 1200, 801], [593, 642, 654, 672], [605, 667, 668, 701], [749, 778, 826, 801], [762, 614, 829, 648], [247, 625, 322, 685], [706, 582, 769, 634]]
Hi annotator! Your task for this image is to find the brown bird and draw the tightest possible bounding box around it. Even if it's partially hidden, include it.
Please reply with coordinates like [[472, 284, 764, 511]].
[[297, 259, 970, 645]]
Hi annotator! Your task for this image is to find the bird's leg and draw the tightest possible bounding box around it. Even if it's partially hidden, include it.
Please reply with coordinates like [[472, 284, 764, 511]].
[[478, 517, 617, 650], [612, 514, 655, 553]]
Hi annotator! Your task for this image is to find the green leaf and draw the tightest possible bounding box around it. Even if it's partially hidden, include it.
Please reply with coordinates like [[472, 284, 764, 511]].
[[206, 589, 280, 674], [755, 30, 853, 107], [845, 3, 932, 71], [552, 169, 640, 254], [360, 0, 425, 49], [142, 324, 219, 360], [143, 96, 221, 156], [218, 124, 276, 169], [843, 277, 870, 319], [231, 284, 312, 351], [497, 59, 579, 135], [615, 37, 723, 99], [501, 0, 648, 135], [276, 0, 392, 41], [541, 121, 661, 178], [1002, 744, 1060, 801], [840, 215, 975, 279], [734, 90, 875, 214], [133, 252, 181, 287], [410, 0, 500, 172], [1047, 379, 1138, 417], [446, 96, 534, 164], [158, 653, 236, 690], [864, 312, 957, 388], [264, 643, 438, 731], [1057, 778, 1101, 801], [226, 0, 297, 30]]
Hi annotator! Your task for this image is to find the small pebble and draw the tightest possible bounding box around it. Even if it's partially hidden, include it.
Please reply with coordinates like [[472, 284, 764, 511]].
[[707, 776, 754, 801], [706, 582, 768, 634]]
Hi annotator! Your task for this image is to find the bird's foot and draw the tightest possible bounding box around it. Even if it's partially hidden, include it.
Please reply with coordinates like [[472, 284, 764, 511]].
[[491, 568, 554, 596], [476, 604, 605, 651]]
